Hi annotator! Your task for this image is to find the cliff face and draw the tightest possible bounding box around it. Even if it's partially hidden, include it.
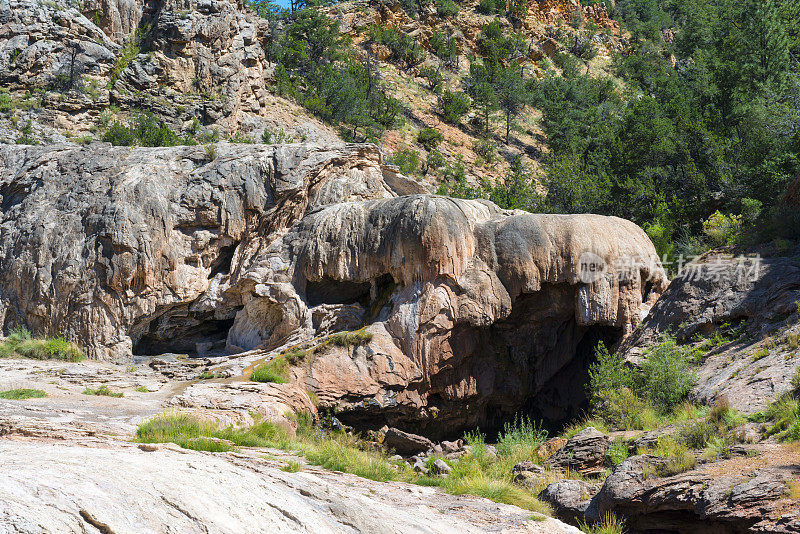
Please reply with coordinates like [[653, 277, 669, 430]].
[[0, 142, 665, 433], [0, 142, 420, 360]]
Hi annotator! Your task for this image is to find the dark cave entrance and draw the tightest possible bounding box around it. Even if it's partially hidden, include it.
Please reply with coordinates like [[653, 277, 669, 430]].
[[131, 308, 235, 357]]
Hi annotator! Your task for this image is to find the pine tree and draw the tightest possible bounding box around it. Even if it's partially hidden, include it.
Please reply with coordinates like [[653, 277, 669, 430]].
[[738, 0, 790, 89], [778, 0, 800, 62]]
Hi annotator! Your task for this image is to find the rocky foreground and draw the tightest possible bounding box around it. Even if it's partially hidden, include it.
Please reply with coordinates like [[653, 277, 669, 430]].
[[0, 357, 578, 534]]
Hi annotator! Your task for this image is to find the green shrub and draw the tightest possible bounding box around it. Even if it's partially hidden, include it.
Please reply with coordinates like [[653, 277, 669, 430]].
[[0, 388, 47, 400], [417, 127, 443, 150], [439, 90, 471, 124], [103, 112, 188, 147], [83, 385, 123, 397], [250, 357, 290, 383], [108, 38, 140, 87], [568, 31, 597, 61], [606, 439, 630, 466], [702, 211, 743, 247], [0, 89, 13, 112], [587, 342, 632, 408], [386, 148, 421, 176], [419, 66, 444, 93], [637, 336, 696, 413], [593, 387, 660, 430], [368, 25, 424, 69], [477, 0, 502, 15], [426, 148, 446, 173], [436, 0, 459, 17]]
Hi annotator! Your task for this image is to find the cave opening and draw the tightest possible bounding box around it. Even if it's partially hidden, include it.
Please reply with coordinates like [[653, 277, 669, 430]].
[[208, 243, 237, 278], [131, 308, 235, 357], [305, 273, 397, 317]]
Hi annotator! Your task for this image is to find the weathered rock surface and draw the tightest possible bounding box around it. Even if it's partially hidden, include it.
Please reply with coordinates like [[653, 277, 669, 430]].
[[619, 253, 800, 412], [0, 142, 420, 361], [585, 454, 800, 533], [0, 427, 579, 534], [0, 0, 340, 143], [538, 479, 600, 523], [0, 141, 666, 434], [546, 427, 610, 475]]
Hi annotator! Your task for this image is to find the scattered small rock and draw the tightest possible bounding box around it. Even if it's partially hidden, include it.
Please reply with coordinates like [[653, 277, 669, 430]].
[[413, 460, 429, 475], [432, 458, 451, 476]]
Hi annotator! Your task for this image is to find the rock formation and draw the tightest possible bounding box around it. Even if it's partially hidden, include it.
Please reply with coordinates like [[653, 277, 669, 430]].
[[619, 253, 800, 413], [583, 455, 800, 533], [0, 141, 666, 435], [1, 0, 339, 143]]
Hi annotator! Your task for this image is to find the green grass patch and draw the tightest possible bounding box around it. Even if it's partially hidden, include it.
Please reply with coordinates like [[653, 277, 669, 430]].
[[606, 438, 630, 466], [578, 512, 625, 534], [0, 388, 47, 400], [134, 386, 149, 393], [281, 460, 305, 472], [250, 357, 290, 383], [762, 395, 800, 442], [325, 328, 374, 348], [83, 385, 123, 397], [0, 327, 84, 362]]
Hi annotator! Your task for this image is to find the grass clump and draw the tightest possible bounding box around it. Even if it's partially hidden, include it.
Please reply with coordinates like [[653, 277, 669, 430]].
[[326, 329, 374, 348], [250, 357, 290, 383], [83, 385, 123, 397], [578, 512, 624, 534], [761, 395, 800, 442], [136, 413, 291, 452], [0, 388, 47, 400], [642, 437, 697, 476], [134, 411, 555, 514], [281, 460, 305, 472], [0, 327, 84, 362], [134, 386, 149, 393], [496, 414, 547, 458], [606, 438, 630, 466]]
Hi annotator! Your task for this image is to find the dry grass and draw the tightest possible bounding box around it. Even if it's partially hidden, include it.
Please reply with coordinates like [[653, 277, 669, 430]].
[[83, 385, 123, 397]]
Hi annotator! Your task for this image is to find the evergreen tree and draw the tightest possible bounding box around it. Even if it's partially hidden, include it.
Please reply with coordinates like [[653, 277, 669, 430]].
[[496, 66, 531, 143]]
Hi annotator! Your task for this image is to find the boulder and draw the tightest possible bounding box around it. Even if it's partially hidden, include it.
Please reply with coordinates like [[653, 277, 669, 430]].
[[431, 458, 451, 476], [546, 427, 610, 475], [512, 461, 546, 488], [539, 480, 601, 522], [586, 456, 799, 533], [383, 428, 434, 456]]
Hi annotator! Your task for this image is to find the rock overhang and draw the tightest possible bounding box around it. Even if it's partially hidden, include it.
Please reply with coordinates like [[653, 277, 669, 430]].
[[0, 141, 667, 434]]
